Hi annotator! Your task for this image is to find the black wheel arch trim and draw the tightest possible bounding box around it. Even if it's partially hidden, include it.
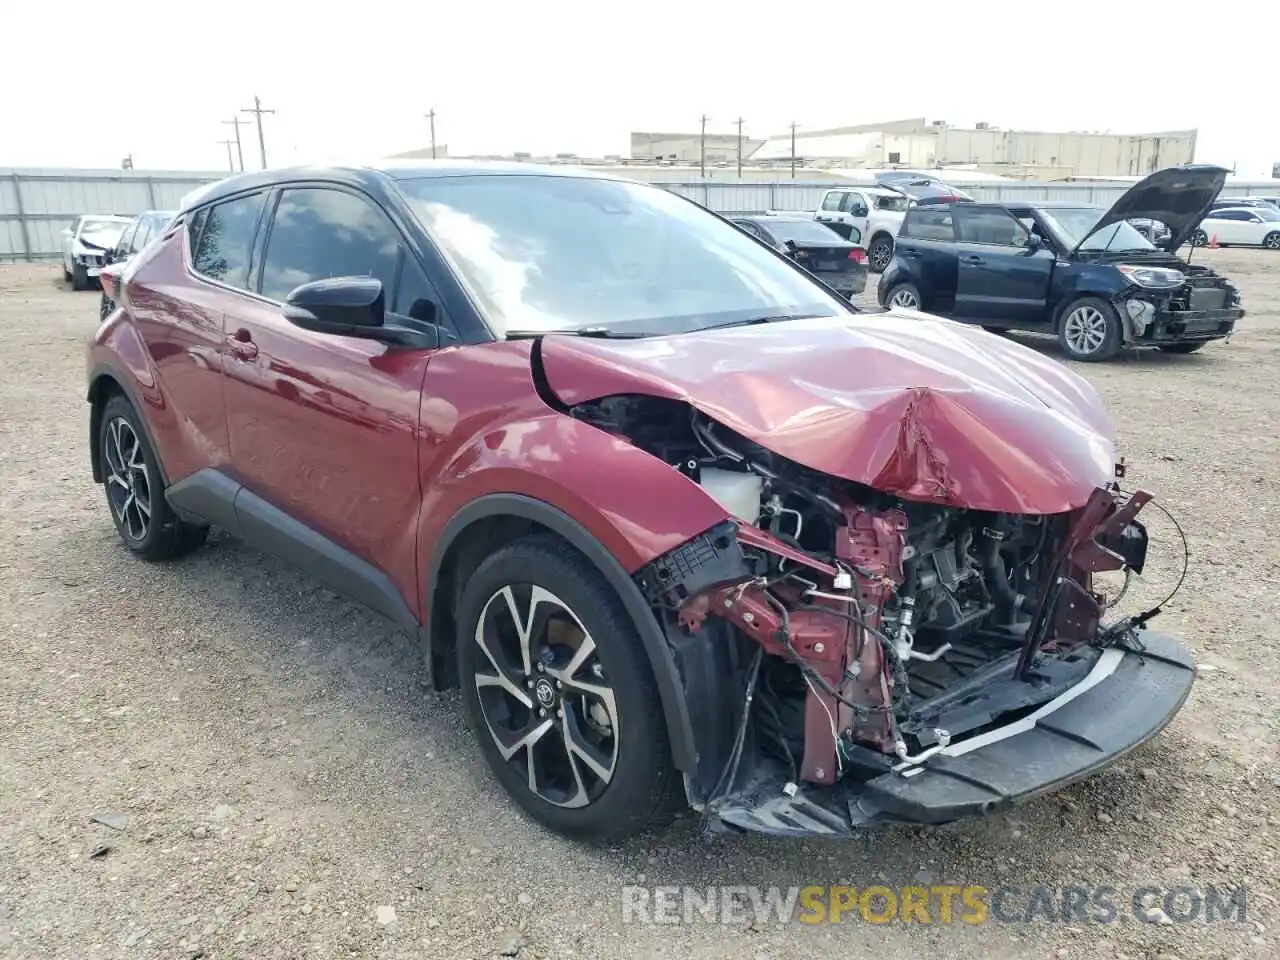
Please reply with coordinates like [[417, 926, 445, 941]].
[[426, 493, 698, 773], [88, 361, 170, 488]]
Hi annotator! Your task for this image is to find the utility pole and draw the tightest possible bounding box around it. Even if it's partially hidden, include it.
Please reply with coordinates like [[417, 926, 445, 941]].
[[223, 117, 246, 171], [240, 95, 275, 169], [121, 153, 134, 170], [735, 117, 745, 178], [789, 121, 799, 179], [699, 114, 710, 179], [425, 109, 438, 159], [218, 139, 236, 172]]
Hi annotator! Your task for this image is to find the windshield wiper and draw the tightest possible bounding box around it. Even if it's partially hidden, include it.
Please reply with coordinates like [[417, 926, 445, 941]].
[[504, 327, 649, 340], [703, 312, 831, 331]]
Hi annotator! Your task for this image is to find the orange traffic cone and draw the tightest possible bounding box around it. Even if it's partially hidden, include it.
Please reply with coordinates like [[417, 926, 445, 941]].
[[1208, 234, 1220, 249]]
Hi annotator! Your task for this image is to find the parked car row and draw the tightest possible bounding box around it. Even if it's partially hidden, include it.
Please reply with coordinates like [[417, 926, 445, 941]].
[[62, 210, 176, 297], [85, 159, 1193, 844]]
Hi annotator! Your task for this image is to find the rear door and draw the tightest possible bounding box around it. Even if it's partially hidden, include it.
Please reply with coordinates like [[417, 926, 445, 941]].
[[952, 206, 1055, 325], [895, 206, 959, 312]]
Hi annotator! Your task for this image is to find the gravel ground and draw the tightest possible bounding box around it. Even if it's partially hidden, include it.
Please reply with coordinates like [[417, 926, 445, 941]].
[[0, 253, 1277, 960]]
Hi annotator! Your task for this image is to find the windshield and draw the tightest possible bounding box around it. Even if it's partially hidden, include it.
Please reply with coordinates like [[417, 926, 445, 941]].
[[762, 219, 847, 244], [1037, 207, 1155, 252], [398, 175, 849, 336], [79, 217, 130, 242]]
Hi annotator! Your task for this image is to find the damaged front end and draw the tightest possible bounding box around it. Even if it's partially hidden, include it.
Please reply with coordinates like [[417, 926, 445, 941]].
[[1111, 262, 1243, 346], [578, 397, 1195, 838]]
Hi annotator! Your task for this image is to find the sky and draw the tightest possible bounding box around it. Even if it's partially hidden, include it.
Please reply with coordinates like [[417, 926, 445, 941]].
[[3, 0, 1276, 177]]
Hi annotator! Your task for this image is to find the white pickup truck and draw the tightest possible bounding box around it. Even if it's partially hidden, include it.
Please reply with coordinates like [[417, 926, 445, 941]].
[[768, 176, 975, 273], [811, 186, 915, 273]]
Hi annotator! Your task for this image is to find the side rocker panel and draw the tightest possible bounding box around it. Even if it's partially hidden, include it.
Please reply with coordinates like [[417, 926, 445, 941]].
[[166, 467, 419, 632]]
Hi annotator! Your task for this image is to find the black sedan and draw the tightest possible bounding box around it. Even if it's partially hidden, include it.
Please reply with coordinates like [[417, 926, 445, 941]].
[[730, 215, 869, 298]]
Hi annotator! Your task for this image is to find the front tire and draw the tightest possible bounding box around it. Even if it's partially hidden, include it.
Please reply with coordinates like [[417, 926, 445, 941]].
[[867, 234, 894, 273], [1190, 229, 1208, 247], [99, 394, 208, 560], [99, 294, 114, 322], [455, 534, 681, 842], [1058, 296, 1122, 362], [71, 262, 89, 291]]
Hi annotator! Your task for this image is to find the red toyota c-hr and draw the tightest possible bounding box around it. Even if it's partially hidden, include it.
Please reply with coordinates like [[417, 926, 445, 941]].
[[87, 161, 1194, 842]]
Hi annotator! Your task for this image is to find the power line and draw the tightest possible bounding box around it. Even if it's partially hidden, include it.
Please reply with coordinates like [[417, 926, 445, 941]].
[[699, 114, 710, 179], [425, 109, 438, 159], [735, 117, 745, 178], [240, 96, 275, 169], [222, 117, 246, 171]]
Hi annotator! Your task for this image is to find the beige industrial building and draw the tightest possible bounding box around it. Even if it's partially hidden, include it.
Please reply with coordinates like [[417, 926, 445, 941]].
[[630, 131, 766, 165], [746, 118, 1197, 179]]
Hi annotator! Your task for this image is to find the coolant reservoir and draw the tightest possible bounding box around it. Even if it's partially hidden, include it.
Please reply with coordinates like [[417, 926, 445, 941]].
[[698, 468, 763, 525]]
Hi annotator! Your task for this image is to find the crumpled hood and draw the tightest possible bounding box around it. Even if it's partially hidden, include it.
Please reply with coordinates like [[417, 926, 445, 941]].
[[1081, 164, 1228, 253], [539, 313, 1119, 514]]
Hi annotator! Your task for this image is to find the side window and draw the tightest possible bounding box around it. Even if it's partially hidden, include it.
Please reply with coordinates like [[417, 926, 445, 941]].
[[733, 220, 766, 241], [132, 221, 152, 253], [394, 256, 440, 324], [843, 193, 869, 217], [116, 222, 139, 254], [955, 207, 1029, 246], [821, 192, 843, 212], [902, 209, 956, 241], [191, 192, 267, 289], [259, 188, 401, 303]]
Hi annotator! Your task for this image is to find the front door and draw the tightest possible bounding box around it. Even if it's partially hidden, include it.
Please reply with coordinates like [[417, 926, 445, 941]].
[[219, 184, 447, 612], [952, 206, 1055, 325]]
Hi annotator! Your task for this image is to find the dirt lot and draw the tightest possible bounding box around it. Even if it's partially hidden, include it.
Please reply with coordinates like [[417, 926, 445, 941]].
[[0, 253, 1277, 960]]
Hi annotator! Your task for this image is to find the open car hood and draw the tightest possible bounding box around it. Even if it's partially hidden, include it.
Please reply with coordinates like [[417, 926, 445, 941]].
[[539, 313, 1118, 515], [1078, 164, 1229, 254]]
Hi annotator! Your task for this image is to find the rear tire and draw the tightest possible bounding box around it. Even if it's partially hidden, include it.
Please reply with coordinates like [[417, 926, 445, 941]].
[[99, 294, 114, 322], [1158, 342, 1207, 355], [1057, 296, 1122, 362], [99, 394, 209, 560], [455, 534, 681, 842], [1264, 232, 1280, 250], [867, 234, 894, 273], [885, 282, 922, 311]]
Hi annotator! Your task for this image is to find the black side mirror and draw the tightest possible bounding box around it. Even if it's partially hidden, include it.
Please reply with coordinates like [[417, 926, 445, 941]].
[[284, 276, 386, 336], [783, 238, 798, 253], [283, 276, 441, 349]]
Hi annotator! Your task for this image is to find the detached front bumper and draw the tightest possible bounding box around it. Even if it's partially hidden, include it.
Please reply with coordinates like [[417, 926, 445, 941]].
[[708, 632, 1195, 838]]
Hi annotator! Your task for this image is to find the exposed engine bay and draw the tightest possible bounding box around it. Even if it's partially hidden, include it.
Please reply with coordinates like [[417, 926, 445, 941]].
[[571, 393, 1168, 833]]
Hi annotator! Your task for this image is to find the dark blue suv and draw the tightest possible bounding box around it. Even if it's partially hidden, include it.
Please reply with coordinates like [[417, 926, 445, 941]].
[[877, 165, 1245, 361]]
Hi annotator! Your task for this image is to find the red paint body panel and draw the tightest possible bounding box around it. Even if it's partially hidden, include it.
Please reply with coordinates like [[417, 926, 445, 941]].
[[219, 289, 431, 612], [539, 314, 1118, 515], [412, 340, 732, 608], [89, 233, 230, 481]]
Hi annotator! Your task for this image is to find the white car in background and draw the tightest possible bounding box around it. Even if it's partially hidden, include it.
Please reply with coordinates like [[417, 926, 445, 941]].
[[62, 215, 133, 290], [1191, 206, 1280, 249]]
